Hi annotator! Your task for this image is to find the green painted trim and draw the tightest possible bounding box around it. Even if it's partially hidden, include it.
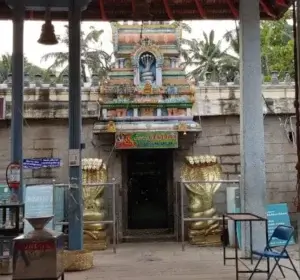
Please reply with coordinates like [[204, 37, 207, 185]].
[[109, 73, 134, 77], [117, 25, 178, 30], [102, 103, 193, 109]]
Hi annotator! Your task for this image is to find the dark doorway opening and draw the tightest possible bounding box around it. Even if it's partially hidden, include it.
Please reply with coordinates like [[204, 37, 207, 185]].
[[127, 150, 170, 230]]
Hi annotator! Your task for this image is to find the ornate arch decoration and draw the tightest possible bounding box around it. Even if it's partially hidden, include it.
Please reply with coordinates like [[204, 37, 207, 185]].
[[131, 38, 164, 67]]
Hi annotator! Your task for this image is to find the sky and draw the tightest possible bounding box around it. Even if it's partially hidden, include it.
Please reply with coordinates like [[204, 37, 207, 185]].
[[0, 20, 237, 68]]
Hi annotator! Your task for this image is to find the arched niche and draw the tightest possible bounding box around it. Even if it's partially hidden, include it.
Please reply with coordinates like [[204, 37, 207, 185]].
[[131, 39, 164, 86]]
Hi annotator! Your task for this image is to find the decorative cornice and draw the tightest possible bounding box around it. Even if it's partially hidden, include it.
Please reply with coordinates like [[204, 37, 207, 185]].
[[0, 82, 295, 120]]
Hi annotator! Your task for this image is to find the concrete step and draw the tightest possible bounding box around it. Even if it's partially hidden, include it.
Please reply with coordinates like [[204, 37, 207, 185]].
[[122, 234, 176, 243]]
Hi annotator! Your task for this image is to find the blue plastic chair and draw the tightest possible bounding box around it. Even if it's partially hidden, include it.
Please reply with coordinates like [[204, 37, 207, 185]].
[[248, 225, 300, 280]]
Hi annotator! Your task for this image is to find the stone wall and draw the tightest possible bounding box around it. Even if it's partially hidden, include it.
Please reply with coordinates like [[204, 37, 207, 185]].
[[172, 115, 297, 217], [206, 116, 296, 215], [0, 119, 99, 184], [0, 114, 297, 217]]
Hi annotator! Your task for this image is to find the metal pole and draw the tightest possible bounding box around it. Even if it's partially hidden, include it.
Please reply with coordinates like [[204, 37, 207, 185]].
[[112, 183, 116, 253], [180, 182, 185, 251], [52, 185, 56, 230], [295, 0, 300, 209], [68, 0, 83, 250], [293, 0, 300, 262], [11, 3, 24, 202], [175, 181, 179, 242]]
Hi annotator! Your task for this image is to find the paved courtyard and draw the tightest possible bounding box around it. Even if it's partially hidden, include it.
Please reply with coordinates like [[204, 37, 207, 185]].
[[3, 242, 300, 279], [67, 243, 300, 280]]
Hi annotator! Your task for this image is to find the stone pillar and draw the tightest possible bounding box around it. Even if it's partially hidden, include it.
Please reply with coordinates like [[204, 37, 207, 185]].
[[11, 3, 24, 201], [133, 67, 139, 85], [156, 67, 162, 86], [68, 0, 83, 250], [115, 59, 119, 69], [119, 58, 125, 68], [239, 0, 266, 253]]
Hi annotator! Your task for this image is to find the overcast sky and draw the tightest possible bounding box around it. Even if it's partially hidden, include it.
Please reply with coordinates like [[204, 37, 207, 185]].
[[0, 20, 237, 68]]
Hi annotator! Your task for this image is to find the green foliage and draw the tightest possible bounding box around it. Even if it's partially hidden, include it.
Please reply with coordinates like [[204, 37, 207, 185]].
[[260, 11, 294, 78], [181, 30, 239, 82], [182, 11, 294, 82], [0, 53, 48, 83], [41, 25, 113, 82]]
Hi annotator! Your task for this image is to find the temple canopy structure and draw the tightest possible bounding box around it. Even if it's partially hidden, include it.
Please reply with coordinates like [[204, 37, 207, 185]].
[[0, 0, 291, 20], [2, 0, 295, 253]]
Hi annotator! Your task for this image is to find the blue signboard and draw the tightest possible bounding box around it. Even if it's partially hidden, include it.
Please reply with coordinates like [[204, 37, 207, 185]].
[[23, 158, 61, 169], [24, 184, 65, 233], [267, 203, 295, 246], [235, 203, 294, 248]]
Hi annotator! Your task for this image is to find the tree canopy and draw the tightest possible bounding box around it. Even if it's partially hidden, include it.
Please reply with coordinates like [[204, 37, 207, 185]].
[[41, 25, 113, 82], [260, 11, 294, 80], [0, 53, 48, 83], [0, 18, 295, 85], [182, 12, 294, 82]]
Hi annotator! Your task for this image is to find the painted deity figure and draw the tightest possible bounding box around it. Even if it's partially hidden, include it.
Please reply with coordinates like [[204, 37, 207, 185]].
[[139, 52, 156, 83]]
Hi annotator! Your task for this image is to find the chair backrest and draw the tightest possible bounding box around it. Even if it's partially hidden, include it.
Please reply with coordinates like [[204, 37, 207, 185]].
[[269, 225, 294, 247]]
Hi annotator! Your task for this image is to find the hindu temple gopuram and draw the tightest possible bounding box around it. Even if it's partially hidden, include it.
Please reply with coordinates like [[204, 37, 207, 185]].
[[96, 22, 200, 134]]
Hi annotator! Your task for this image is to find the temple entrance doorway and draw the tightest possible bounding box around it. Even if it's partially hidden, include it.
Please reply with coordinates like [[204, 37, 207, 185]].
[[122, 149, 174, 240]]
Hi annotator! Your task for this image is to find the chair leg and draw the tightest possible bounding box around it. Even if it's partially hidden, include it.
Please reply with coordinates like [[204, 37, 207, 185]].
[[277, 264, 286, 278], [248, 256, 263, 280], [288, 256, 300, 280], [267, 260, 281, 280]]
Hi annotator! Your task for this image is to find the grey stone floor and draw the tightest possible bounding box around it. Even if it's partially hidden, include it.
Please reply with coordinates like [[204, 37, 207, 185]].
[[3, 242, 300, 280]]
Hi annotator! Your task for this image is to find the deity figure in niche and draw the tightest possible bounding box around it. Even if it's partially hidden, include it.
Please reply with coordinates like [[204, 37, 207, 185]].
[[139, 52, 156, 84]]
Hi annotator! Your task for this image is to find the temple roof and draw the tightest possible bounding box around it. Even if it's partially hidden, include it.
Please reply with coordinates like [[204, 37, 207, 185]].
[[0, 0, 290, 21]]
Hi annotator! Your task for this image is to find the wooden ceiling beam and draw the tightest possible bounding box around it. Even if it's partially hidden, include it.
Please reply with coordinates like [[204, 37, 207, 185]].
[[259, 0, 276, 18], [132, 0, 136, 19], [194, 0, 207, 18], [99, 0, 107, 20], [0, 0, 289, 21], [225, 0, 238, 18], [276, 0, 288, 6], [163, 0, 174, 20]]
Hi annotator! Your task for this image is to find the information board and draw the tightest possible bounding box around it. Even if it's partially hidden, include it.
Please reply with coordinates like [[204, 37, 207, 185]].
[[0, 184, 10, 201], [24, 185, 54, 233], [235, 203, 294, 248], [24, 184, 65, 233], [23, 158, 61, 169], [267, 203, 295, 246]]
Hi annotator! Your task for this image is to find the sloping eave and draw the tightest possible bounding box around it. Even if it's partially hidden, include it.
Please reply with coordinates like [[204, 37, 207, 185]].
[[93, 121, 201, 133]]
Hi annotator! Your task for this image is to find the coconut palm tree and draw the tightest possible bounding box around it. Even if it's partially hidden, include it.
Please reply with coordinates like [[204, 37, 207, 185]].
[[224, 21, 239, 56], [181, 30, 238, 82], [222, 21, 240, 81], [0, 53, 48, 83], [41, 25, 113, 82]]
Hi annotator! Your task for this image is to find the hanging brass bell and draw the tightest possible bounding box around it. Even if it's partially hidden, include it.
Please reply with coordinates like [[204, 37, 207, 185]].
[[37, 20, 58, 45]]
